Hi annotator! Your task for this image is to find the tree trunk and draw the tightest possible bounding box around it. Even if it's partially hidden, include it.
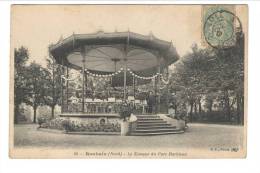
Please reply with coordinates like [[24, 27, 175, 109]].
[[198, 99, 202, 121], [174, 103, 177, 116], [236, 93, 241, 124], [224, 90, 231, 122], [194, 102, 197, 116], [198, 100, 202, 113], [226, 101, 231, 122], [33, 105, 37, 123], [51, 105, 55, 119], [209, 100, 213, 113], [241, 95, 244, 125], [14, 104, 19, 124], [190, 102, 194, 123]]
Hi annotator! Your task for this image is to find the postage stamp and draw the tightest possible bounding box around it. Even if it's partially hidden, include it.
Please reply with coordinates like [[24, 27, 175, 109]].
[[201, 5, 240, 49], [9, 4, 248, 159]]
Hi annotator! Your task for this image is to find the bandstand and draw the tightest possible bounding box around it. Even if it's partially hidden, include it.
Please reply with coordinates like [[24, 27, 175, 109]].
[[49, 31, 184, 135]]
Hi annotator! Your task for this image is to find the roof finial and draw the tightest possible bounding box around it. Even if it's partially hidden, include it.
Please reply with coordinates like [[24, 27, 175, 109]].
[[48, 43, 54, 49], [58, 35, 64, 43], [149, 31, 154, 40], [97, 26, 104, 33]]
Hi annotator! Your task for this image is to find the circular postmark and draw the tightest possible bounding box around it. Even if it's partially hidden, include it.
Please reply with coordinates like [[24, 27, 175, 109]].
[[203, 10, 242, 49]]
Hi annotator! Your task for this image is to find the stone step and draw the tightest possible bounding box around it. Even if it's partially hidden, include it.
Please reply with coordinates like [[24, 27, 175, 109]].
[[136, 122, 170, 126], [137, 117, 162, 120], [137, 119, 162, 123], [136, 125, 176, 130], [131, 114, 182, 136], [131, 130, 184, 136], [136, 115, 160, 118], [134, 128, 178, 133], [137, 120, 167, 124]]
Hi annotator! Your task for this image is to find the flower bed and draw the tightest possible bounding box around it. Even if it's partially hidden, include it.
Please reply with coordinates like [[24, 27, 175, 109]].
[[41, 118, 64, 130], [38, 117, 120, 133]]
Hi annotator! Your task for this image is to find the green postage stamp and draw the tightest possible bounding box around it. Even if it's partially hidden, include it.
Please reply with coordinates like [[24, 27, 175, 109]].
[[202, 5, 242, 49]]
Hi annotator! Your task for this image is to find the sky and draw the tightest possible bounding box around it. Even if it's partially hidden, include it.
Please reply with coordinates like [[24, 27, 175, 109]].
[[11, 5, 247, 66]]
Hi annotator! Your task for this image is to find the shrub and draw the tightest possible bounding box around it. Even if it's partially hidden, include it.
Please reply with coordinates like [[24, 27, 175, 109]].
[[61, 119, 73, 132], [119, 102, 132, 121], [41, 122, 49, 128], [37, 117, 48, 128]]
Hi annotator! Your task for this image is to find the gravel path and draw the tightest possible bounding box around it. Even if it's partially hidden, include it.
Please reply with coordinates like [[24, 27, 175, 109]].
[[14, 123, 244, 150]]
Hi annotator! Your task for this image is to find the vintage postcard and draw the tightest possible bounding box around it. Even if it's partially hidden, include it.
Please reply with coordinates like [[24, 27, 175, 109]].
[[10, 4, 248, 158]]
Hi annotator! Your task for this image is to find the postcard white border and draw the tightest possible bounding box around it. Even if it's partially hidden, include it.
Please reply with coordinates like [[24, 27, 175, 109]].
[[1, 1, 260, 173]]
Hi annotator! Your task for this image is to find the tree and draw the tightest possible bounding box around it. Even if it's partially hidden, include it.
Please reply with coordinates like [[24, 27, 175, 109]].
[[170, 44, 211, 122], [14, 47, 30, 124], [209, 30, 244, 124], [24, 62, 49, 123], [169, 30, 244, 124], [44, 56, 63, 118]]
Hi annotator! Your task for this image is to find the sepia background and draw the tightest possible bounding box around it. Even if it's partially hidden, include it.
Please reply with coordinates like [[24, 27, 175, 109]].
[[10, 4, 247, 158]]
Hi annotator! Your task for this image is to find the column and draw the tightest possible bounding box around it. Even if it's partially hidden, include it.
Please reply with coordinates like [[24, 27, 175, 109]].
[[61, 57, 64, 113], [157, 57, 161, 114], [154, 74, 157, 114], [66, 66, 69, 112], [165, 66, 169, 114], [133, 75, 135, 105], [81, 47, 86, 113], [124, 32, 129, 102], [123, 60, 127, 101], [85, 72, 88, 113]]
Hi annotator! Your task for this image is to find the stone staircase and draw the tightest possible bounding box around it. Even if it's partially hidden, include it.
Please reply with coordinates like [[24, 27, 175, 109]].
[[130, 115, 184, 136]]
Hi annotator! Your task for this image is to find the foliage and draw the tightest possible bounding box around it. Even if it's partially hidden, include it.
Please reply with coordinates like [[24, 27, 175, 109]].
[[61, 119, 72, 132], [23, 62, 50, 123], [119, 102, 133, 121], [43, 56, 63, 118], [14, 47, 30, 123], [169, 31, 244, 124], [40, 118, 121, 132], [37, 117, 49, 127]]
